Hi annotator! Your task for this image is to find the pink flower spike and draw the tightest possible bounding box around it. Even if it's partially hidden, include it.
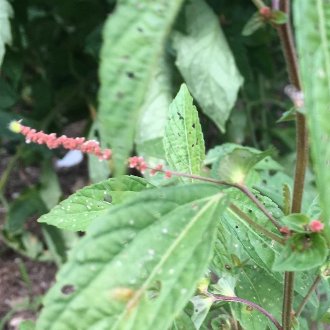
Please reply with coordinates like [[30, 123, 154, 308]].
[[9, 120, 112, 161], [309, 220, 324, 233]]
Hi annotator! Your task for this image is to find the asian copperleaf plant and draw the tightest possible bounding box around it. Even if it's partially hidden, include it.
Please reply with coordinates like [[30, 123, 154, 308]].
[[4, 0, 330, 329]]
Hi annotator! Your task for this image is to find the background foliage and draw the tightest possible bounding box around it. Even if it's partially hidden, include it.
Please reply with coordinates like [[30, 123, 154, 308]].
[[1, 0, 329, 329]]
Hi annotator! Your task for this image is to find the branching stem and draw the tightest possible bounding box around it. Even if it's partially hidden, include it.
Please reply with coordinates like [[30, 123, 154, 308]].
[[209, 293, 283, 330], [150, 167, 281, 231]]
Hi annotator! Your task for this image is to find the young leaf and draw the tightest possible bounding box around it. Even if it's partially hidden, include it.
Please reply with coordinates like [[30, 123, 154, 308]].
[[294, 1, 330, 238], [211, 144, 273, 184], [37, 184, 227, 330], [281, 213, 310, 233], [172, 0, 243, 132], [98, 0, 185, 175], [0, 0, 13, 67], [242, 12, 265, 37], [163, 84, 205, 181], [38, 176, 150, 231], [272, 233, 327, 271]]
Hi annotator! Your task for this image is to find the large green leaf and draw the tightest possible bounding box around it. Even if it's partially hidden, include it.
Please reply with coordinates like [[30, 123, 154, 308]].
[[36, 184, 227, 330], [172, 0, 243, 132], [294, 1, 330, 238], [163, 84, 205, 181], [98, 0, 184, 175], [38, 176, 150, 231], [0, 0, 13, 67]]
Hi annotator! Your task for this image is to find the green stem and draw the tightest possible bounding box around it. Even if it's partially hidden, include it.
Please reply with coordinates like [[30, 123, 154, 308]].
[[0, 148, 21, 194], [277, 1, 308, 329]]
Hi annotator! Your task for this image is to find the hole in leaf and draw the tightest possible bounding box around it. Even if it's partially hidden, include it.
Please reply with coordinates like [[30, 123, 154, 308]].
[[137, 27, 143, 32], [126, 72, 135, 79], [61, 284, 75, 295]]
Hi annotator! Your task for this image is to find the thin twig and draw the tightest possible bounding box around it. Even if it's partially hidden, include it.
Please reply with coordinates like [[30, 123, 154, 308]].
[[230, 204, 285, 244], [209, 294, 283, 330], [152, 167, 281, 230], [295, 275, 321, 318]]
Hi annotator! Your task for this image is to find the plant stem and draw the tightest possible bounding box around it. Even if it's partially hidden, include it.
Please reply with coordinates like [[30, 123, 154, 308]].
[[295, 275, 321, 318], [151, 167, 281, 230], [230, 204, 285, 244], [277, 1, 309, 329], [209, 293, 283, 330]]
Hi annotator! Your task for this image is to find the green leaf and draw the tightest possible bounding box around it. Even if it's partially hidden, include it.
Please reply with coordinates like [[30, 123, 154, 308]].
[[242, 12, 265, 37], [270, 10, 288, 25], [135, 55, 172, 153], [211, 144, 273, 184], [272, 233, 328, 271], [294, 1, 330, 238], [172, 0, 243, 132], [6, 188, 47, 234], [163, 84, 205, 181], [233, 266, 282, 330], [37, 184, 227, 330], [98, 0, 185, 175], [281, 213, 310, 233], [87, 122, 111, 183], [191, 295, 214, 330], [19, 320, 35, 330], [221, 189, 283, 275], [38, 176, 150, 231], [39, 161, 62, 210], [0, 0, 13, 67]]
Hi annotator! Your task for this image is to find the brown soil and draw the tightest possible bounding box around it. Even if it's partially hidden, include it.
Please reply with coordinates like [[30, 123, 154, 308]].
[[0, 143, 89, 329]]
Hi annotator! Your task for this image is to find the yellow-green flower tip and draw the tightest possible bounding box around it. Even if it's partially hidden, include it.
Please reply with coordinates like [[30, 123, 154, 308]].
[[9, 120, 22, 133]]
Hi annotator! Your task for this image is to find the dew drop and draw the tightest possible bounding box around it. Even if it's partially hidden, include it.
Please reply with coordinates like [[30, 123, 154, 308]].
[[168, 268, 174, 275], [129, 219, 135, 225], [162, 228, 168, 234]]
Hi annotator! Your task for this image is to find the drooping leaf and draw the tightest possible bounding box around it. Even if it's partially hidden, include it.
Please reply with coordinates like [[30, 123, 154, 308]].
[[38, 176, 150, 231], [37, 184, 227, 330], [272, 233, 328, 272], [98, 0, 185, 175], [294, 0, 330, 238], [163, 84, 205, 181], [210, 144, 273, 184], [0, 0, 13, 67], [172, 0, 243, 132]]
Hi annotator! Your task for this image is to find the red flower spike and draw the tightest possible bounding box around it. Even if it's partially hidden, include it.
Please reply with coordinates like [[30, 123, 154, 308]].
[[309, 220, 324, 233]]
